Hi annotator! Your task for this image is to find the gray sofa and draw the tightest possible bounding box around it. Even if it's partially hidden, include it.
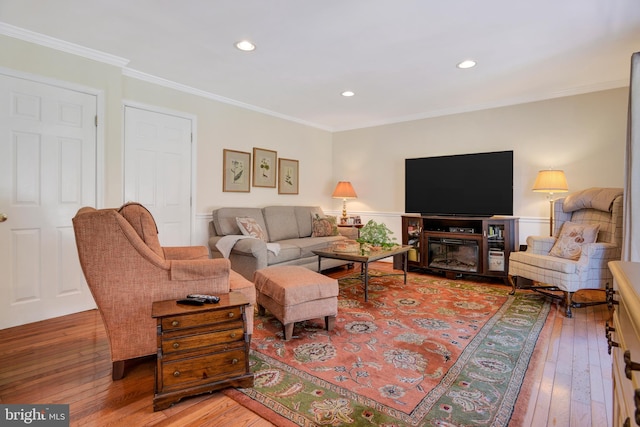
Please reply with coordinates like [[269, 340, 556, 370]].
[[209, 206, 350, 281]]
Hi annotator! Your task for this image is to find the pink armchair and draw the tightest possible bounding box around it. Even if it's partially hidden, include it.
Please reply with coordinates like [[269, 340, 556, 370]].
[[72, 203, 255, 380]]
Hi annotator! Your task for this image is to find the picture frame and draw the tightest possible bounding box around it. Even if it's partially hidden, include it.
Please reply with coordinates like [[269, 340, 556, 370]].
[[252, 147, 277, 188], [278, 158, 299, 195], [222, 149, 251, 192]]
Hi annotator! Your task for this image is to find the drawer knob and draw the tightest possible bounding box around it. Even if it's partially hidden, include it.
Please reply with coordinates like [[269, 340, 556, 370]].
[[171, 320, 179, 327], [606, 281, 619, 309], [605, 321, 615, 334], [228, 312, 234, 318], [172, 342, 180, 349], [173, 371, 181, 377], [625, 351, 640, 380], [231, 358, 239, 365], [607, 333, 619, 355], [230, 332, 237, 338]]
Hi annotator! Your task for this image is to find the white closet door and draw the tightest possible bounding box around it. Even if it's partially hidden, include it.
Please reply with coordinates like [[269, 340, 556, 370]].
[[124, 106, 193, 246]]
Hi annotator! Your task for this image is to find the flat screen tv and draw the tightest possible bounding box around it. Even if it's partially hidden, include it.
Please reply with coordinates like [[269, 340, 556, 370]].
[[405, 150, 513, 217]]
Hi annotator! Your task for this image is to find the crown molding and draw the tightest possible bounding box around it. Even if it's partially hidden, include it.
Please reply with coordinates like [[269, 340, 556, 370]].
[[0, 22, 329, 131], [0, 22, 129, 68], [122, 67, 332, 131], [2, 22, 627, 133]]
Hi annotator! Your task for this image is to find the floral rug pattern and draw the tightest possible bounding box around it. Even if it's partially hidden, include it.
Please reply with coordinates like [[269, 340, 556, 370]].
[[230, 271, 550, 426]]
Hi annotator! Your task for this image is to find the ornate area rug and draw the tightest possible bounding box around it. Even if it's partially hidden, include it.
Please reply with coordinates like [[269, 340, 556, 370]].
[[225, 270, 550, 426]]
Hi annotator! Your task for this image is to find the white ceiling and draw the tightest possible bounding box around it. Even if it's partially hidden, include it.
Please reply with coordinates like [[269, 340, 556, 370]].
[[2, 0, 639, 131]]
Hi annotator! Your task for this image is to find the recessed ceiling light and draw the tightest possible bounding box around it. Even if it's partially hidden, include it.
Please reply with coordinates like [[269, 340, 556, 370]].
[[341, 91, 355, 97], [457, 60, 477, 69], [235, 40, 256, 52]]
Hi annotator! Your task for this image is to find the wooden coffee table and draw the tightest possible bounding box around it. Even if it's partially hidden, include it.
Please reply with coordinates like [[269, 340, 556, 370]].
[[312, 245, 412, 301]]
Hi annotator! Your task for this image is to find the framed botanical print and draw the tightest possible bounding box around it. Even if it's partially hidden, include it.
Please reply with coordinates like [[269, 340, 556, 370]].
[[252, 147, 277, 188], [222, 149, 251, 192], [278, 158, 299, 195]]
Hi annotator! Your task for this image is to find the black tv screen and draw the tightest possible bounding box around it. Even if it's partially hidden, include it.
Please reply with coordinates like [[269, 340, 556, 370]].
[[405, 150, 513, 217]]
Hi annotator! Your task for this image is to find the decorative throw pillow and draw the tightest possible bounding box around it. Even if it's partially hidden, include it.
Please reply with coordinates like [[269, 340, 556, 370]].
[[312, 215, 339, 237], [549, 221, 600, 261], [236, 217, 268, 241]]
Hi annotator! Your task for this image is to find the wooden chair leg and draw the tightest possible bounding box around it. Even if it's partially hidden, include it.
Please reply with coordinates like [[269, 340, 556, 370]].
[[112, 360, 125, 380], [283, 323, 294, 340], [325, 315, 336, 331], [564, 291, 573, 318], [508, 275, 517, 295]]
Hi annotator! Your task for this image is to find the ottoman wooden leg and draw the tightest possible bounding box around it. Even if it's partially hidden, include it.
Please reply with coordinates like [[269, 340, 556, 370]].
[[283, 323, 295, 340], [325, 315, 336, 332]]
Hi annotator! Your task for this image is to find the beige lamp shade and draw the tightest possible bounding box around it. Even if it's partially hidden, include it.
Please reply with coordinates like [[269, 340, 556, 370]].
[[532, 170, 568, 193], [532, 169, 568, 236], [332, 181, 357, 219], [332, 181, 358, 199]]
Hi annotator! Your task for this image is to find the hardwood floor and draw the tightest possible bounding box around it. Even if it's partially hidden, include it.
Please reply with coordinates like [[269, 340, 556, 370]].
[[0, 263, 612, 426]]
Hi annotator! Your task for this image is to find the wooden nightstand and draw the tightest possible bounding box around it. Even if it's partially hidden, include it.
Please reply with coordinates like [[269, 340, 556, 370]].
[[151, 292, 254, 411]]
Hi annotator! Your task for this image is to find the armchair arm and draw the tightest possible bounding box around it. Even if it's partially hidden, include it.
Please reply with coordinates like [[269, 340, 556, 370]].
[[170, 258, 230, 281], [576, 242, 620, 266], [164, 246, 209, 260], [525, 235, 556, 255]]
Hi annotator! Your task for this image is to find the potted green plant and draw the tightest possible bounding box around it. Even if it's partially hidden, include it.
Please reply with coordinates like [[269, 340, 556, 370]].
[[356, 220, 398, 253]]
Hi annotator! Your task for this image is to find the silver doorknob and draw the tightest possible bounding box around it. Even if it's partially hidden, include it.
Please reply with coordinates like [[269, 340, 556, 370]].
[[0, 213, 6, 223]]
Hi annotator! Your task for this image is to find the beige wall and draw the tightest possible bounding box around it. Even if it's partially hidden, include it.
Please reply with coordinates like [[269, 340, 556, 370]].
[[332, 89, 628, 221], [121, 77, 334, 213]]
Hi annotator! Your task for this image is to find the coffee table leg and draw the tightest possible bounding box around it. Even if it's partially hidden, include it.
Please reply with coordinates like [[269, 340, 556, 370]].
[[317, 256, 321, 273], [403, 251, 407, 284], [364, 262, 369, 302]]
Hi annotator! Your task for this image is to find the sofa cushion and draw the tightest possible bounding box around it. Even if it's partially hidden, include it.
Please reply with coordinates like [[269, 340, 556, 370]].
[[549, 221, 600, 261], [266, 242, 301, 264], [510, 251, 578, 274], [295, 206, 325, 237], [236, 217, 268, 241], [312, 215, 339, 237], [279, 235, 347, 258], [263, 206, 299, 241], [213, 207, 266, 237]]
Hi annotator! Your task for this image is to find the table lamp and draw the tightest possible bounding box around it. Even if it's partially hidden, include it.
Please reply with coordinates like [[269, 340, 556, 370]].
[[532, 169, 568, 236], [332, 181, 358, 220]]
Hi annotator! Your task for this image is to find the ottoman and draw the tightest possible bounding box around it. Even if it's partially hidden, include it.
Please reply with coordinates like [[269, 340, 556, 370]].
[[254, 266, 339, 340]]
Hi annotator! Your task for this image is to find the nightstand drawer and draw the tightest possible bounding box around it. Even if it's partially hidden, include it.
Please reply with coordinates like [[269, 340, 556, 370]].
[[161, 348, 247, 388], [161, 326, 245, 354], [161, 306, 244, 331]]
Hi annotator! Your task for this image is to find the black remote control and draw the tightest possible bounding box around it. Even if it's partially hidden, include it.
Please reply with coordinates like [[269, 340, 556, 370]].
[[186, 294, 220, 303], [177, 298, 205, 306]]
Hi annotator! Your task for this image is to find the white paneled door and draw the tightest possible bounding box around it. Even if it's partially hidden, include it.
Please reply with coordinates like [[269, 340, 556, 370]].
[[124, 106, 193, 246], [0, 74, 98, 329]]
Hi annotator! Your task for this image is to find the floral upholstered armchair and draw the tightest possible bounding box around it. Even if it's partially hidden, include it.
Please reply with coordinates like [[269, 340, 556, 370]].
[[72, 202, 255, 380], [508, 188, 623, 317]]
